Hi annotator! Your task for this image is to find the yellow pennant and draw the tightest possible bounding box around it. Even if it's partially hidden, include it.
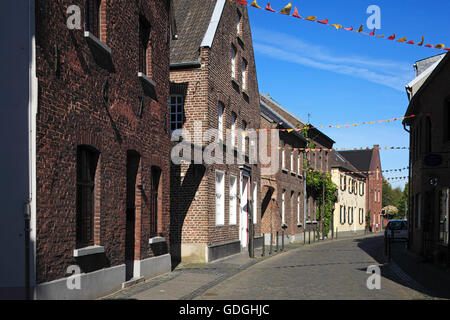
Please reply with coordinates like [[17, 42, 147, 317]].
[[330, 24, 342, 30], [287, 129, 294, 133], [305, 16, 317, 21], [357, 24, 363, 33], [250, 0, 261, 9], [435, 44, 446, 49], [397, 37, 407, 42], [279, 2, 292, 15]]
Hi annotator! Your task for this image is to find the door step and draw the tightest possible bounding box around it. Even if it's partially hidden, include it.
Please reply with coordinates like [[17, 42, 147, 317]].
[[121, 276, 145, 289]]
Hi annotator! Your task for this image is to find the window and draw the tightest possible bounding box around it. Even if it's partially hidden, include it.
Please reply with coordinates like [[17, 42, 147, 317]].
[[348, 207, 354, 225], [231, 45, 237, 79], [297, 193, 301, 225], [359, 181, 365, 196], [229, 175, 237, 225], [150, 166, 161, 236], [242, 59, 248, 91], [231, 112, 237, 148], [281, 190, 286, 225], [340, 174, 346, 191], [218, 103, 224, 142], [359, 208, 364, 225], [87, 0, 106, 41], [340, 205, 346, 225], [290, 151, 294, 172], [446, 99, 450, 141], [76, 146, 100, 248], [439, 188, 449, 245], [297, 153, 301, 173], [169, 95, 184, 132], [139, 16, 151, 76], [253, 182, 257, 224], [281, 144, 286, 170], [241, 120, 247, 154], [215, 171, 225, 226], [236, 10, 242, 36]]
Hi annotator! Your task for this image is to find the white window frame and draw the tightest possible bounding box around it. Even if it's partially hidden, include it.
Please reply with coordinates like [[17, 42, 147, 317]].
[[215, 170, 225, 226], [281, 190, 286, 225], [231, 45, 237, 79], [290, 151, 294, 172], [241, 121, 247, 154], [229, 174, 237, 225], [242, 59, 247, 91], [297, 193, 301, 225], [253, 182, 257, 224], [281, 147, 286, 170], [218, 104, 224, 142], [231, 113, 236, 148]]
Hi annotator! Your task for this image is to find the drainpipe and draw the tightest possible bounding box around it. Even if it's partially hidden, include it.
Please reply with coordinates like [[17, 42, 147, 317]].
[[403, 121, 412, 250]]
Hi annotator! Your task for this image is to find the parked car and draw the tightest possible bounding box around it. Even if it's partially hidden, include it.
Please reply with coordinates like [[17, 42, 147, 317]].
[[384, 220, 408, 240]]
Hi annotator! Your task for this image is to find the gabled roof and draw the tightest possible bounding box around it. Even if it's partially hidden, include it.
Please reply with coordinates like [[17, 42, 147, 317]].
[[260, 100, 307, 144], [406, 54, 445, 101], [170, 0, 224, 65], [260, 93, 335, 147], [337, 149, 374, 177], [330, 151, 365, 178]]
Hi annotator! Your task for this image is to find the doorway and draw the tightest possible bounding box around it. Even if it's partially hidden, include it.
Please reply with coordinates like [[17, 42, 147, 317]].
[[240, 174, 249, 248], [125, 151, 141, 281]]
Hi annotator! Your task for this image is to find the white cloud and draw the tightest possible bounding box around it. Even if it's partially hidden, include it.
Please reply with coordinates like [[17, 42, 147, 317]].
[[252, 28, 414, 91]]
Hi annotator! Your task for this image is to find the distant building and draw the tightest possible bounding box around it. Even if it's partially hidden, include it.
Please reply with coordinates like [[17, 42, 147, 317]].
[[330, 151, 367, 236], [403, 52, 449, 264], [259, 98, 308, 244], [169, 0, 262, 263], [260, 94, 335, 239], [339, 147, 383, 232]]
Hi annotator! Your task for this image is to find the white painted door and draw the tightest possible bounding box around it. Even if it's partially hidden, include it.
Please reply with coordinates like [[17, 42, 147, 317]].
[[240, 175, 249, 248]]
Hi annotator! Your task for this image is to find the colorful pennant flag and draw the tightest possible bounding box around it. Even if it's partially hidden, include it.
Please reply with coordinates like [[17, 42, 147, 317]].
[[279, 2, 292, 15]]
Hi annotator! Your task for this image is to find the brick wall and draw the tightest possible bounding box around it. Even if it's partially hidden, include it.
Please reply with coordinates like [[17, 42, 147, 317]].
[[35, 0, 171, 283], [169, 2, 261, 256]]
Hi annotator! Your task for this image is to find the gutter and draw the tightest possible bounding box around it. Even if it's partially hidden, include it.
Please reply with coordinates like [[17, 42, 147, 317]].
[[170, 61, 201, 70]]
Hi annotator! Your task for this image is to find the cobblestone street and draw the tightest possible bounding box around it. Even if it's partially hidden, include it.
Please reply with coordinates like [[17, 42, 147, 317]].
[[104, 235, 438, 300]]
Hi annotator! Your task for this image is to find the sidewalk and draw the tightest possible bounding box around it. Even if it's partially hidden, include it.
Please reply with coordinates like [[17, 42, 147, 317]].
[[101, 232, 380, 300], [389, 241, 450, 299]]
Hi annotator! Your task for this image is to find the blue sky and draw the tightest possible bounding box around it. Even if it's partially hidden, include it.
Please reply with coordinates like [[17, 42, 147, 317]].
[[247, 0, 450, 190]]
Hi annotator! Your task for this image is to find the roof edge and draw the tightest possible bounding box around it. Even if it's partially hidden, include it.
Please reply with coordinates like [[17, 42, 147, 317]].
[[200, 0, 226, 48]]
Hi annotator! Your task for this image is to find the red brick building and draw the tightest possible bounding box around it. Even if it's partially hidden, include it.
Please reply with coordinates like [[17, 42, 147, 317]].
[[339, 147, 383, 232], [260, 97, 307, 244], [26, 0, 175, 299], [169, 0, 262, 263], [404, 53, 450, 264], [260, 94, 335, 240]]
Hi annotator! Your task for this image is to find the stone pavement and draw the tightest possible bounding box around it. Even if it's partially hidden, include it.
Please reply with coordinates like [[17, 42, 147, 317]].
[[101, 232, 450, 300], [101, 233, 383, 300]]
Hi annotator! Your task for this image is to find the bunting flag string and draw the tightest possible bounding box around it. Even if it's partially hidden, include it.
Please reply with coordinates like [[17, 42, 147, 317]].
[[254, 115, 416, 133], [232, 0, 450, 52], [303, 166, 408, 175], [277, 146, 409, 152]]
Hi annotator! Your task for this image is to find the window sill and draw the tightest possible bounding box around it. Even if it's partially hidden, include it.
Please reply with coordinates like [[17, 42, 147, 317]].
[[297, 174, 303, 179], [231, 78, 240, 91], [138, 72, 158, 100], [84, 31, 113, 69], [149, 236, 166, 244], [73, 245, 105, 258], [290, 171, 296, 176], [282, 168, 288, 173], [237, 34, 244, 47]]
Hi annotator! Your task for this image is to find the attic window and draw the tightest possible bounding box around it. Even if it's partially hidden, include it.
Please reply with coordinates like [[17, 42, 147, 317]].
[[236, 10, 242, 36]]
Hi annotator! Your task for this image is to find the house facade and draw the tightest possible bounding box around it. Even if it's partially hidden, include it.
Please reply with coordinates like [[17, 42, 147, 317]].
[[339, 147, 383, 232], [260, 94, 335, 238], [260, 98, 308, 244], [2, 0, 175, 300], [403, 52, 450, 265], [330, 151, 367, 236], [169, 0, 262, 263]]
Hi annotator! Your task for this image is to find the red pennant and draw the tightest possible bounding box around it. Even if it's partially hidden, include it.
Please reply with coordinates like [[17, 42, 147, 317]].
[[344, 26, 353, 31], [407, 40, 415, 44], [317, 19, 328, 24], [445, 48, 450, 51], [387, 34, 396, 40], [265, 2, 275, 12], [424, 44, 433, 47], [236, 0, 248, 4], [292, 7, 301, 18], [368, 28, 375, 36]]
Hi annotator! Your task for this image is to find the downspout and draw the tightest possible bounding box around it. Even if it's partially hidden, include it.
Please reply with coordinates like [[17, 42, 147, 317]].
[[403, 121, 412, 249], [28, 0, 37, 300]]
